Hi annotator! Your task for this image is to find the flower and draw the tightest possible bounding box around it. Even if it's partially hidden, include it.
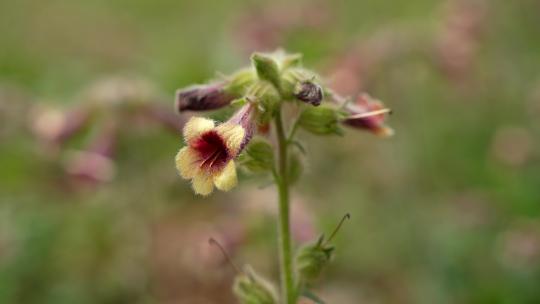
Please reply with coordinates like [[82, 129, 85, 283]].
[[175, 82, 236, 112], [342, 93, 393, 137], [175, 103, 255, 195], [31, 106, 91, 145], [64, 122, 117, 185]]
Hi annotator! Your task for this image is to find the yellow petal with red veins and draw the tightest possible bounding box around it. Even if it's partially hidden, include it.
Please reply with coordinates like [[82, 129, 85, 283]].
[[216, 123, 245, 155], [175, 147, 199, 179], [192, 172, 214, 196], [183, 117, 215, 143], [214, 161, 237, 191]]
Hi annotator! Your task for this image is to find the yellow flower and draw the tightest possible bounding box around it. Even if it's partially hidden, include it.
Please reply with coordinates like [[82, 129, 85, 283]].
[[175, 104, 255, 195]]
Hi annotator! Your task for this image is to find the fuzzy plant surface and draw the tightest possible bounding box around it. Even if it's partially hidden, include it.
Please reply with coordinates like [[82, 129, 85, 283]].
[[174, 50, 393, 304]]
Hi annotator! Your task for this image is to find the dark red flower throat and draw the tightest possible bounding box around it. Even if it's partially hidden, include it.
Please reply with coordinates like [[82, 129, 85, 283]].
[[191, 131, 230, 171]]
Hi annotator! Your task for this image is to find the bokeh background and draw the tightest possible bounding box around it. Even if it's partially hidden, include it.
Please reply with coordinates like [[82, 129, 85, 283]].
[[1, 0, 540, 303]]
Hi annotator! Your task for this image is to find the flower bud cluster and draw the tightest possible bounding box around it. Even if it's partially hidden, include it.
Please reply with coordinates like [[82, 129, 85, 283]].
[[174, 50, 393, 195]]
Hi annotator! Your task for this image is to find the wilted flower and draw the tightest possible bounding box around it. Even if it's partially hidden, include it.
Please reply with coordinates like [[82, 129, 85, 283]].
[[175, 103, 256, 195], [175, 82, 236, 112], [294, 81, 323, 106], [341, 93, 394, 137]]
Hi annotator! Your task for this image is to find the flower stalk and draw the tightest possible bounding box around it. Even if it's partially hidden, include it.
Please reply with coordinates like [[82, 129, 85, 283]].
[[274, 108, 295, 304]]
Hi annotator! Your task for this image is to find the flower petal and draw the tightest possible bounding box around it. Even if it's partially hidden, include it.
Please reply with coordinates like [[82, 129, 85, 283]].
[[175, 147, 199, 179], [192, 172, 214, 196], [375, 126, 395, 137], [216, 123, 245, 155], [183, 117, 215, 143], [214, 161, 238, 191]]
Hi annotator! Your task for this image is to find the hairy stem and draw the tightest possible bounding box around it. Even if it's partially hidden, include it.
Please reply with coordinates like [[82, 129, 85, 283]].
[[274, 108, 295, 304]]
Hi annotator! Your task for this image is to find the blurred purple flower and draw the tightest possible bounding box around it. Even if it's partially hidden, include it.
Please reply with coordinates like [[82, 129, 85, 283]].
[[341, 94, 394, 137]]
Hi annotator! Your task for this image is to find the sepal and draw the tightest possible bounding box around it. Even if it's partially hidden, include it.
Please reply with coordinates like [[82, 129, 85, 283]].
[[295, 234, 335, 282], [233, 266, 278, 304], [239, 138, 275, 173], [298, 106, 344, 136], [251, 53, 282, 90], [226, 68, 257, 96]]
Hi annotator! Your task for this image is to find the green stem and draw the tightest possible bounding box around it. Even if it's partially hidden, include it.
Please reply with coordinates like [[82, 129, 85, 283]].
[[274, 108, 295, 304]]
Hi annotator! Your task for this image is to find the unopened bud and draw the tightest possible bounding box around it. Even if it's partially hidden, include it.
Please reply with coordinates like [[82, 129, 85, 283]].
[[251, 53, 281, 90], [281, 53, 303, 70], [281, 67, 320, 100], [295, 214, 350, 282], [296, 235, 334, 282], [246, 81, 280, 124], [298, 106, 343, 136], [240, 138, 275, 173], [175, 82, 235, 112], [294, 81, 323, 106], [226, 68, 257, 96]]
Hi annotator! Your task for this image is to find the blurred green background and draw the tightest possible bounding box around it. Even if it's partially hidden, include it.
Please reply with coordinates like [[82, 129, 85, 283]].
[[1, 0, 540, 303]]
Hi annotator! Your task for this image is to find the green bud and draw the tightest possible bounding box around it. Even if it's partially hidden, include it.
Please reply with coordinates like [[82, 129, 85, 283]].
[[296, 235, 334, 282], [298, 106, 344, 136], [233, 266, 278, 304], [280, 53, 303, 70], [295, 213, 350, 283], [246, 81, 280, 124], [226, 68, 257, 96], [240, 138, 275, 173], [251, 53, 281, 90], [281, 67, 320, 100]]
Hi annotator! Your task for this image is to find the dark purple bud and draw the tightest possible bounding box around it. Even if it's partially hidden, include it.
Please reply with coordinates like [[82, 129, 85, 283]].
[[175, 82, 235, 112], [294, 81, 323, 106]]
